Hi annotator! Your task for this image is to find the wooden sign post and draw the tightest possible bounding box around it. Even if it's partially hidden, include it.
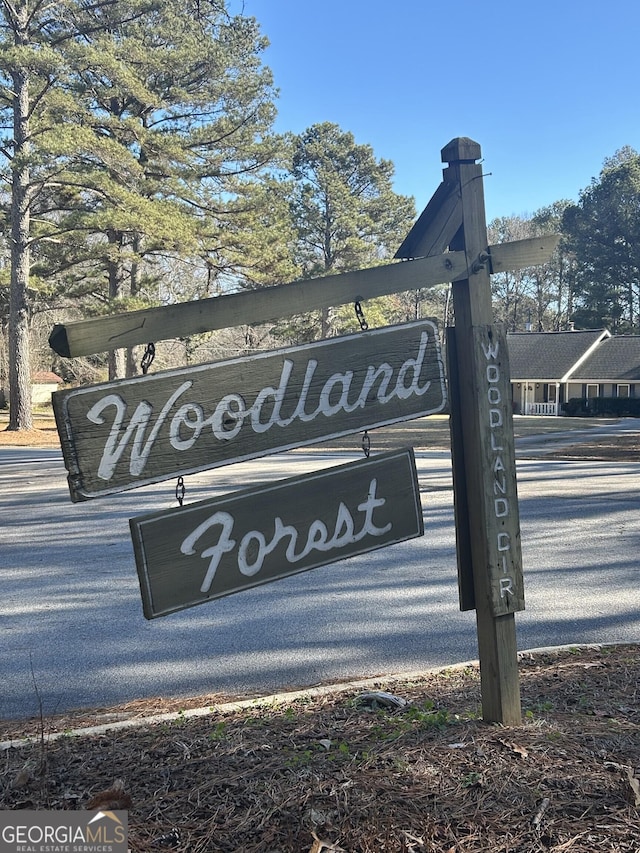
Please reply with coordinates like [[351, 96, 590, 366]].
[[50, 136, 555, 725], [444, 139, 524, 724]]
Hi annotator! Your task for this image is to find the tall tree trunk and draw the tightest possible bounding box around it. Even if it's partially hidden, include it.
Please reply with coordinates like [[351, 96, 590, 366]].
[[126, 233, 141, 377], [107, 246, 126, 380], [8, 20, 33, 431]]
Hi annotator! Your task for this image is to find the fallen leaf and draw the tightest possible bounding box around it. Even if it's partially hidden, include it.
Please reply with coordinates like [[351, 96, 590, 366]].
[[87, 778, 132, 811], [499, 738, 528, 759], [309, 832, 347, 852], [604, 762, 640, 805], [356, 691, 407, 710]]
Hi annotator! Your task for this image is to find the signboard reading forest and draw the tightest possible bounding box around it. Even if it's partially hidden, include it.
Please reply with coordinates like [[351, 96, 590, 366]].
[[130, 448, 423, 619], [53, 320, 446, 502]]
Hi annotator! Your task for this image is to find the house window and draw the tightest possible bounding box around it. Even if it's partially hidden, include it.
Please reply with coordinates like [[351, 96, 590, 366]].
[[617, 384, 630, 397], [586, 384, 599, 399]]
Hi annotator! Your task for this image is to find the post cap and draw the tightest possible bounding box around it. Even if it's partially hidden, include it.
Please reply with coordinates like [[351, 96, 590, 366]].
[[441, 137, 482, 164]]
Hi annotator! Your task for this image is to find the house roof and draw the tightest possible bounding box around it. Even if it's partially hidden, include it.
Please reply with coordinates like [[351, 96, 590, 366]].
[[32, 371, 63, 384], [571, 336, 640, 381], [506, 330, 609, 381]]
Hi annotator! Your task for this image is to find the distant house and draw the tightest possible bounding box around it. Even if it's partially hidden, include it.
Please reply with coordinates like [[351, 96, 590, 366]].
[[506, 329, 640, 415], [31, 371, 64, 405]]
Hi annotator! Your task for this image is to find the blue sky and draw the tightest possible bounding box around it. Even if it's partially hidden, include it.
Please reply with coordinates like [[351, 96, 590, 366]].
[[241, 0, 639, 224]]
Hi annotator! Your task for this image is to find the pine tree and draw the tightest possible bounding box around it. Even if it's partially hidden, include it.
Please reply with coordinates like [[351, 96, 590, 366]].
[[40, 0, 286, 377], [562, 148, 640, 332], [0, 0, 288, 413], [288, 122, 415, 340]]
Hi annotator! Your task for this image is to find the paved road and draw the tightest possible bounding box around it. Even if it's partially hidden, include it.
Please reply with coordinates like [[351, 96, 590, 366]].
[[1, 430, 639, 719]]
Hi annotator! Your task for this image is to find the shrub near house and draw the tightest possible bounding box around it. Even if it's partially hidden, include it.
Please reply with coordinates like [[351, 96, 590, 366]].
[[562, 396, 640, 417]]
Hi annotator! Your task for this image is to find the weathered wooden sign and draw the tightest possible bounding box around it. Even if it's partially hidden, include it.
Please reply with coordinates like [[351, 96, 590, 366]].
[[449, 324, 524, 617], [53, 320, 446, 502], [48, 135, 553, 724], [130, 448, 423, 619]]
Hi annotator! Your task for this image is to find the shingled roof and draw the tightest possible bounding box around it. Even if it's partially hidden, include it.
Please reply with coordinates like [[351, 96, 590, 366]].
[[32, 370, 63, 384], [506, 330, 609, 381], [570, 336, 640, 381]]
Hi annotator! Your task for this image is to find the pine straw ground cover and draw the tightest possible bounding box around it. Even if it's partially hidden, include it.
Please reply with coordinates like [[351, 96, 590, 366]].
[[1, 644, 638, 852]]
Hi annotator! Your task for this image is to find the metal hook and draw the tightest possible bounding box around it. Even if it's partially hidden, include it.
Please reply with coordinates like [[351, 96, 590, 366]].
[[141, 342, 156, 375], [362, 430, 371, 458], [354, 301, 368, 331]]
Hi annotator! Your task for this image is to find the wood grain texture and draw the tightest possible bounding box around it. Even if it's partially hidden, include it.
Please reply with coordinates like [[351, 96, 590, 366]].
[[53, 320, 446, 502], [130, 448, 424, 619], [469, 324, 524, 616], [489, 234, 561, 273], [48, 235, 558, 358], [48, 252, 467, 358], [394, 178, 462, 259]]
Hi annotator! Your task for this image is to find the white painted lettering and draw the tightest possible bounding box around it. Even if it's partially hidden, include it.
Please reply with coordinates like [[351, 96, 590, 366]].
[[89, 381, 193, 480], [285, 359, 321, 423], [318, 371, 355, 417], [479, 329, 523, 608], [499, 577, 514, 597], [88, 334, 436, 481], [488, 386, 501, 405], [353, 362, 394, 407], [497, 532, 511, 551], [211, 394, 246, 441], [170, 402, 205, 450], [180, 511, 236, 593], [486, 364, 500, 383], [250, 360, 294, 433], [238, 529, 269, 576], [181, 478, 392, 592], [393, 332, 432, 400], [494, 497, 509, 517], [481, 340, 500, 360], [493, 475, 506, 495]]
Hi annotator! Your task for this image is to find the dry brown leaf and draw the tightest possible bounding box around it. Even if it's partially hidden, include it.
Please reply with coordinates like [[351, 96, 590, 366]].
[[87, 777, 132, 811], [309, 831, 347, 852], [499, 738, 529, 759]]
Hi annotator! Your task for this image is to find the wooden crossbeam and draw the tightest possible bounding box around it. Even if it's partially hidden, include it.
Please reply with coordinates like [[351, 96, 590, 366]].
[[48, 235, 559, 359]]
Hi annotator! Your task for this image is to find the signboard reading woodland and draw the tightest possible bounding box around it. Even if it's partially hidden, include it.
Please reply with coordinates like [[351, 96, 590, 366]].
[[130, 449, 423, 619], [53, 320, 446, 502]]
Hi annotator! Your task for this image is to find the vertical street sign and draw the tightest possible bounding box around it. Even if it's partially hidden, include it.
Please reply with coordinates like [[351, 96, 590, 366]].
[[444, 138, 524, 725]]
